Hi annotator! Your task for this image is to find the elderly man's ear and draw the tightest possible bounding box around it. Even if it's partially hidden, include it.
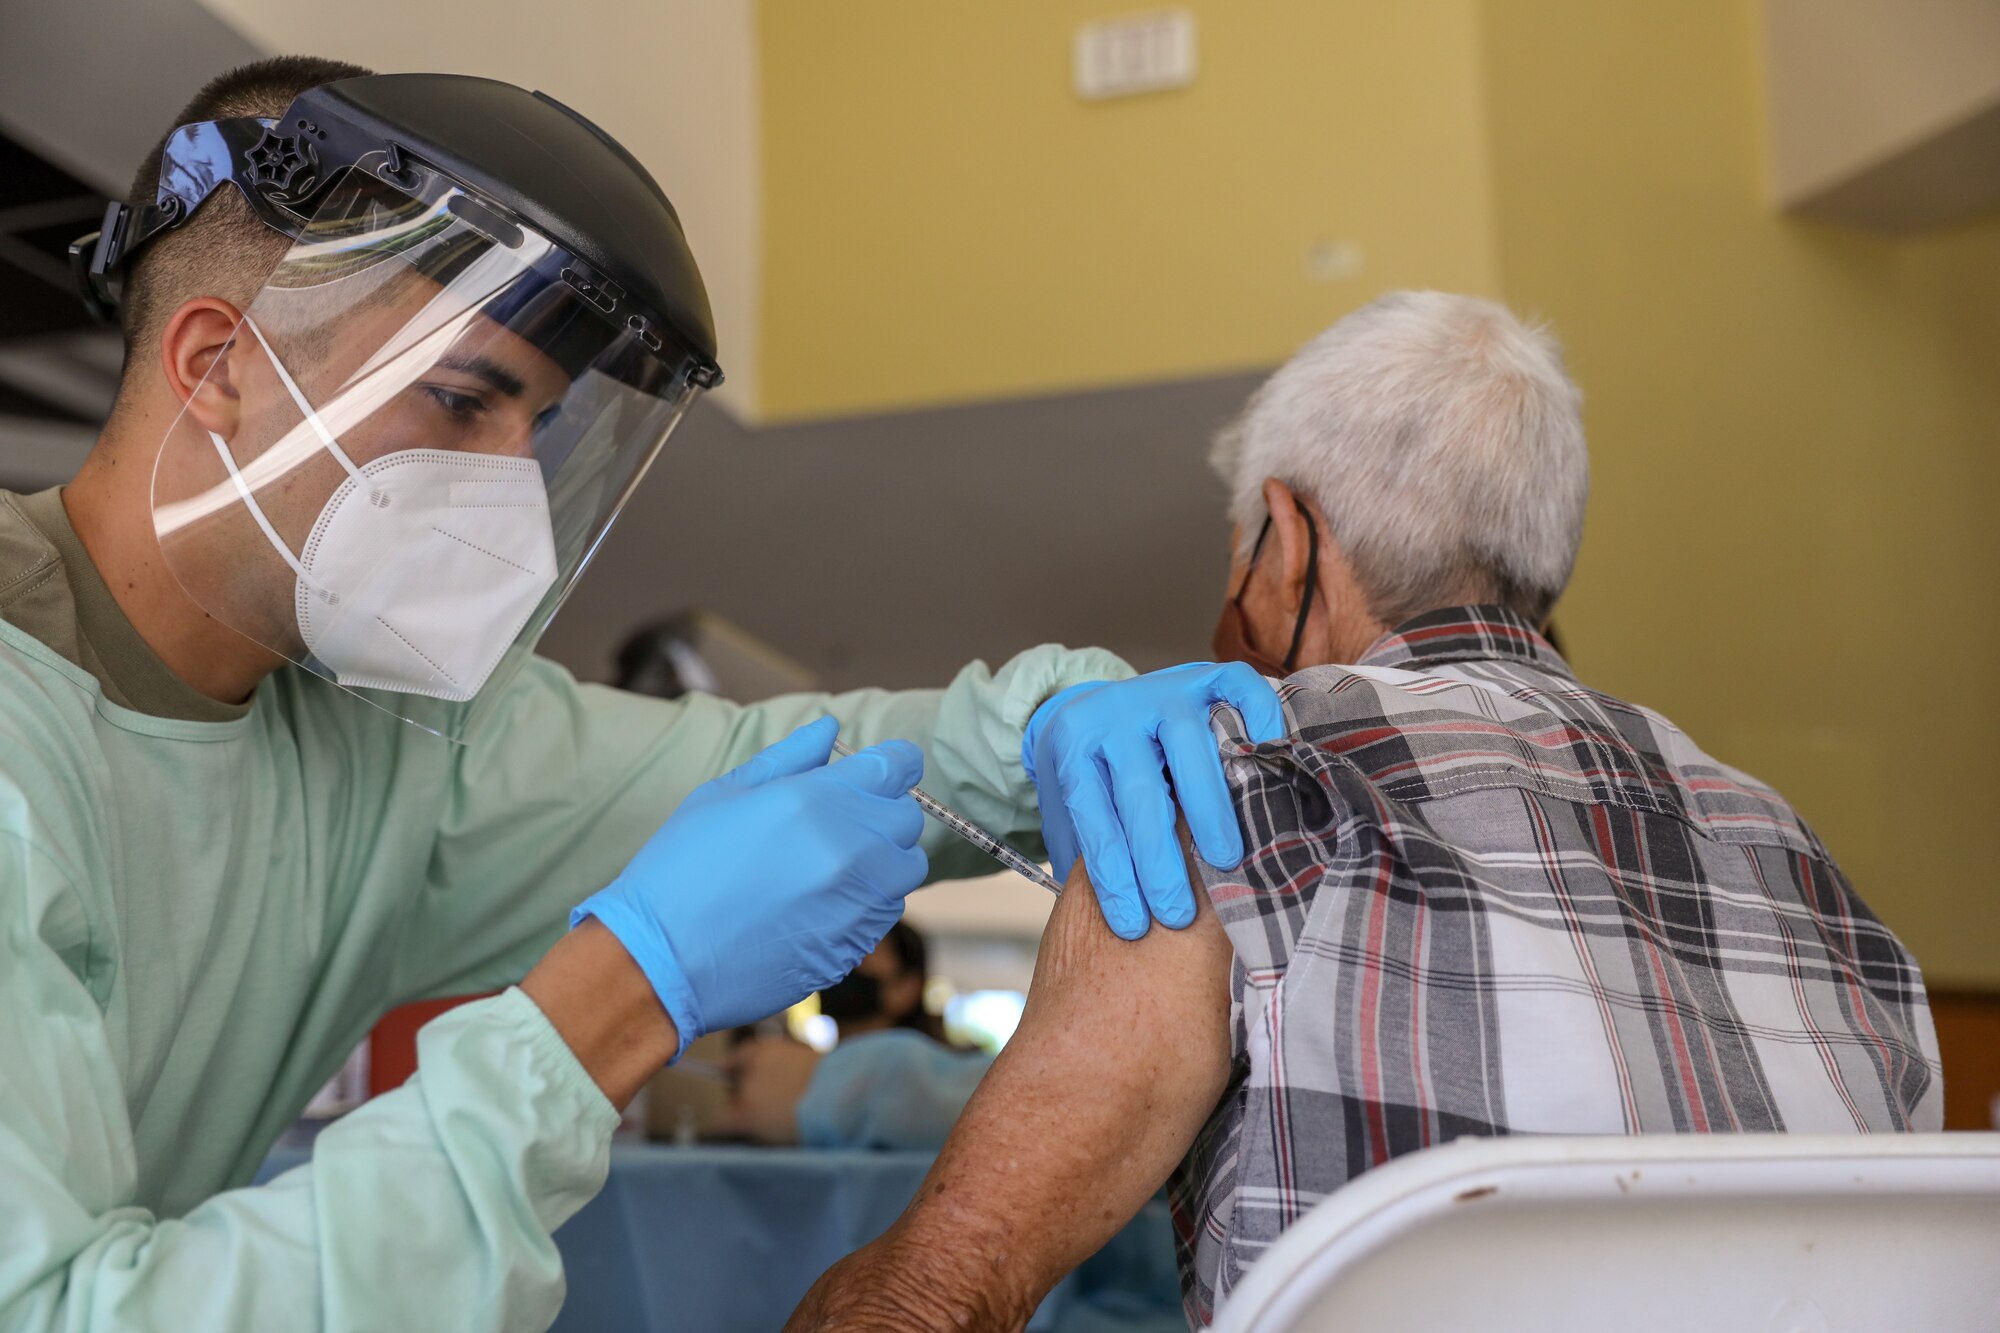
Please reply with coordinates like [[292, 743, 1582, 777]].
[[1259, 479, 1318, 608], [1246, 479, 1388, 668]]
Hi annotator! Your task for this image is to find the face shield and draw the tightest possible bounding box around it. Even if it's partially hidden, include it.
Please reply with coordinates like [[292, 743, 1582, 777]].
[[150, 166, 706, 739]]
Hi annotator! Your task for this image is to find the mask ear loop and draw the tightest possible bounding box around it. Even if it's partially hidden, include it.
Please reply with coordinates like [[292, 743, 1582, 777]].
[[236, 314, 368, 480], [204, 314, 367, 600], [1280, 516, 1319, 673], [1232, 515, 1274, 604]]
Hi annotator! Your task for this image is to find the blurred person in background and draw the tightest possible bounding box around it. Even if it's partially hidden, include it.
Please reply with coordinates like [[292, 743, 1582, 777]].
[[818, 920, 949, 1043], [720, 920, 994, 1150]]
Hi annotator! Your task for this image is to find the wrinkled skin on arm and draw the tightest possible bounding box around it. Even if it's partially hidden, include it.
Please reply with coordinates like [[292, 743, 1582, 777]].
[[785, 840, 1234, 1331]]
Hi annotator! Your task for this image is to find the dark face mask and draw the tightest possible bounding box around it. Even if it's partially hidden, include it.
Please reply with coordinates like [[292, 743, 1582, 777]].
[[1211, 513, 1318, 676], [817, 971, 884, 1022]]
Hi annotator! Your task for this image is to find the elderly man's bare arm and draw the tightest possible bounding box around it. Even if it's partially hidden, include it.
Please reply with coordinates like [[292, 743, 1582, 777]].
[[785, 845, 1234, 1330]]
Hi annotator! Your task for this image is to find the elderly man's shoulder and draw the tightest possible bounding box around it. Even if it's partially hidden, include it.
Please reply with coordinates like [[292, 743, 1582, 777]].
[[1237, 657, 1818, 855], [1264, 657, 1569, 733]]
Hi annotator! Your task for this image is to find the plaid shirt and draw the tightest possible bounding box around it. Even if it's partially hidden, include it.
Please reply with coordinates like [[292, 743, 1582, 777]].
[[1172, 605, 1941, 1324]]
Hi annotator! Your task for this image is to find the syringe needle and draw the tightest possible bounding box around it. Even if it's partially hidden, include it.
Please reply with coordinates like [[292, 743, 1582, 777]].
[[831, 739, 1063, 896]]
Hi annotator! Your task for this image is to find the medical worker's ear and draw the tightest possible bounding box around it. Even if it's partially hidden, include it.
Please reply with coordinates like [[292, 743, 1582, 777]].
[[160, 297, 246, 438]]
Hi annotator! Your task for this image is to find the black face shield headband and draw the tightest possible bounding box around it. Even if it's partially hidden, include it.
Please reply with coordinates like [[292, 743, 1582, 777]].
[[70, 71, 722, 396]]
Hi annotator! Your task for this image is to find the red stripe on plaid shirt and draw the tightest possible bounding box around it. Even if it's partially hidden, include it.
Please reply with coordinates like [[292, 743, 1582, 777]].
[[1526, 789, 1642, 1132], [1746, 844, 1870, 1130], [1600, 801, 1712, 1131], [1355, 840, 1398, 1167], [1795, 850, 1908, 1123], [1409, 883, 1433, 1150]]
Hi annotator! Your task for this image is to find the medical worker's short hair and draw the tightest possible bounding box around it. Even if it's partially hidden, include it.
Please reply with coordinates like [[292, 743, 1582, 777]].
[[118, 55, 373, 372], [1210, 291, 1589, 627]]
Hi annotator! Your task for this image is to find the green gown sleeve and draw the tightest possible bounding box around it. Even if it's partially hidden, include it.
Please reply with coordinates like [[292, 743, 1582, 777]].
[[398, 643, 1132, 1003], [0, 827, 617, 1332]]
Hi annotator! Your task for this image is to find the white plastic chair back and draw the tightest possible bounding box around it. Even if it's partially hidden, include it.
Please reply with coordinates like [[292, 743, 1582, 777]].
[[1210, 1133, 2000, 1333]]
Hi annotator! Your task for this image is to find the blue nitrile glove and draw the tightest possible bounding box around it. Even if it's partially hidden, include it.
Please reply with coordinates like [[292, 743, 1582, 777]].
[[572, 716, 927, 1055], [1023, 663, 1285, 939]]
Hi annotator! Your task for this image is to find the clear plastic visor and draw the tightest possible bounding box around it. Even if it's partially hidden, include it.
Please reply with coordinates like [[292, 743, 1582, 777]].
[[151, 167, 703, 740]]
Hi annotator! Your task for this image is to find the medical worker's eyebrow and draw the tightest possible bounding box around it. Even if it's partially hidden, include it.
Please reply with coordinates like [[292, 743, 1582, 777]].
[[436, 353, 525, 398]]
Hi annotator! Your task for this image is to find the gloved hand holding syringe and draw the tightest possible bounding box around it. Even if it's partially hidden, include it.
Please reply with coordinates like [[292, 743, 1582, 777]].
[[831, 739, 1063, 896]]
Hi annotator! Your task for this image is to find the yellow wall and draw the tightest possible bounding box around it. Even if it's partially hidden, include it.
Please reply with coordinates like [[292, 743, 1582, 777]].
[[755, 1, 1500, 419], [1483, 0, 2000, 986]]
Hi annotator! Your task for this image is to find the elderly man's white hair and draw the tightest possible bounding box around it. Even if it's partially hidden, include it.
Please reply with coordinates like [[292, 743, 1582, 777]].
[[1212, 291, 1587, 627]]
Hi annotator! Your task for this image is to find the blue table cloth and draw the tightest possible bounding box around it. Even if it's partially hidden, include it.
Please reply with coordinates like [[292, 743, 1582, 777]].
[[260, 1140, 1184, 1332]]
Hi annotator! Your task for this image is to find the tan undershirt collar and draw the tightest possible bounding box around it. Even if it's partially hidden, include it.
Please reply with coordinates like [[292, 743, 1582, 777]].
[[5, 487, 251, 723]]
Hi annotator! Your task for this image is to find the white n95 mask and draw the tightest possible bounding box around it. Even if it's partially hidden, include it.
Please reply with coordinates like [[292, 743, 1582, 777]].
[[289, 449, 557, 701], [208, 316, 558, 703]]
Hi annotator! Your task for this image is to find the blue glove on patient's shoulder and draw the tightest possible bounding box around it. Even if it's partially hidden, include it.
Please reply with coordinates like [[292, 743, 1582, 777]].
[[1023, 662, 1285, 940]]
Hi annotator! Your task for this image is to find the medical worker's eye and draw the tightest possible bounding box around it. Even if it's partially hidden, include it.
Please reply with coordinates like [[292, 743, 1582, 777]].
[[420, 385, 488, 421]]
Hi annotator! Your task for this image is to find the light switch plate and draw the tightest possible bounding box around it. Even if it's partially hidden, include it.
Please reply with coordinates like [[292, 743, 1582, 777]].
[[1074, 9, 1197, 101]]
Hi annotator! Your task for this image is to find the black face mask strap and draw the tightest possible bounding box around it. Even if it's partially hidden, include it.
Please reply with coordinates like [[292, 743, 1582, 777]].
[[1232, 515, 1273, 604], [1281, 516, 1319, 673], [1234, 512, 1319, 672]]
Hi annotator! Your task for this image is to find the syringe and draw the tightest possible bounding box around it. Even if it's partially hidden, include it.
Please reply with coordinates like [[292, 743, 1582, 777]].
[[831, 739, 1064, 896]]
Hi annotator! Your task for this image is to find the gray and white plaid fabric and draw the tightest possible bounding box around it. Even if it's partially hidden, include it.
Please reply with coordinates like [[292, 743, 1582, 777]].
[[1173, 605, 1941, 1325]]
